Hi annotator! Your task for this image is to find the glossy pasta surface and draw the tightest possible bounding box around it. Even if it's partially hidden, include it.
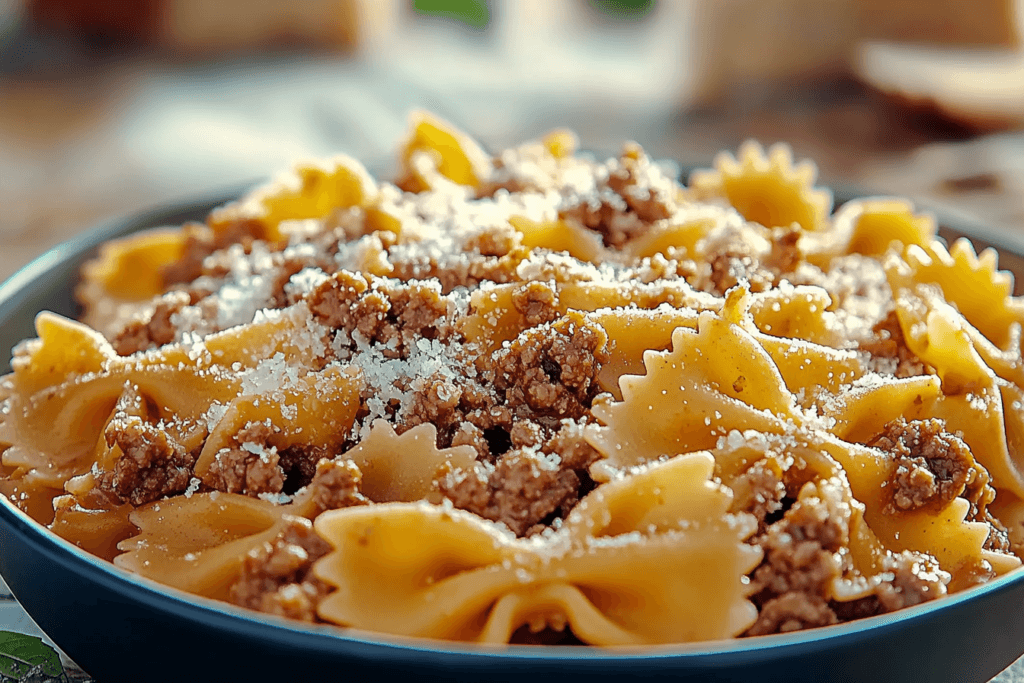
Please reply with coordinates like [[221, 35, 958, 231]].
[[2, 112, 1023, 645]]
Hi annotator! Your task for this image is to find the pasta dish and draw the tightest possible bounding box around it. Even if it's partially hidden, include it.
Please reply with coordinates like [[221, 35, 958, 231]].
[[2, 112, 1023, 645]]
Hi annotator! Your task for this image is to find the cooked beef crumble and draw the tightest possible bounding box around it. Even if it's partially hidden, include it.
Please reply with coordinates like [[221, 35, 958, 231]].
[[870, 418, 980, 514], [230, 515, 332, 622], [491, 311, 609, 421], [858, 310, 932, 378], [439, 419, 599, 536], [303, 458, 369, 513], [729, 457, 787, 534], [741, 473, 949, 636], [558, 144, 679, 248], [745, 488, 846, 635], [96, 407, 196, 506], [204, 421, 284, 496], [831, 551, 948, 620], [440, 449, 580, 537]]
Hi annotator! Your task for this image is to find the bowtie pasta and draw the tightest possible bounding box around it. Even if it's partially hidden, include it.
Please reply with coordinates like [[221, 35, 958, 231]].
[[3, 111, 1024, 645]]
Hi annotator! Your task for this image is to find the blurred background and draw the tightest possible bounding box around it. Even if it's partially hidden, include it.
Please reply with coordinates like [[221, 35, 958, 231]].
[[1, 0, 1023, 282]]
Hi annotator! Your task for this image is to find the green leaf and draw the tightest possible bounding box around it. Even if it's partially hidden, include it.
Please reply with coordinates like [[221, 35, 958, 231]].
[[0, 631, 65, 680]]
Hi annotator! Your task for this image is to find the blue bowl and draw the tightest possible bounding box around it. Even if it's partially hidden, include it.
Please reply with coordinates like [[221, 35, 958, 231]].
[[2, 187, 1024, 683]]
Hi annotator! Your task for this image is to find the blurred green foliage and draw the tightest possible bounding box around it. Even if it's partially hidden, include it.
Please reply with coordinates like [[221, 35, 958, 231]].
[[589, 0, 657, 19], [412, 0, 656, 30], [413, 0, 491, 30]]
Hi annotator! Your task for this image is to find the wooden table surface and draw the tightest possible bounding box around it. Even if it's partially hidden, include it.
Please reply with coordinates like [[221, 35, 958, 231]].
[[1, 57, 1022, 284]]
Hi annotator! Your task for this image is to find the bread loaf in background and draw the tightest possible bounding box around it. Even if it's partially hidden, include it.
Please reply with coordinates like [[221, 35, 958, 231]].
[[690, 0, 1020, 97]]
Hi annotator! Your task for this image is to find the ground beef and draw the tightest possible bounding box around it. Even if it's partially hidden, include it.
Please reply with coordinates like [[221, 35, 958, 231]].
[[303, 458, 368, 513], [701, 223, 807, 296], [559, 144, 676, 248], [766, 225, 804, 275], [634, 254, 699, 284], [730, 458, 787, 532], [510, 420, 546, 449], [96, 413, 196, 506], [604, 143, 675, 226], [277, 445, 336, 495], [982, 511, 1013, 554], [392, 307, 609, 463], [402, 381, 513, 459], [743, 468, 953, 636], [388, 248, 527, 293], [311, 274, 450, 358], [511, 281, 560, 327], [440, 450, 581, 537], [869, 418, 975, 513], [394, 373, 461, 430], [309, 268, 580, 461], [744, 490, 846, 636], [385, 281, 451, 346], [870, 418, 1009, 559], [204, 422, 285, 496], [491, 311, 609, 420], [229, 515, 332, 622], [308, 271, 371, 330], [459, 384, 512, 429], [560, 197, 634, 248], [831, 551, 948, 620], [706, 246, 775, 295], [749, 592, 837, 635], [860, 551, 947, 612], [542, 419, 601, 471], [265, 257, 314, 310], [310, 270, 505, 444], [161, 223, 217, 287], [112, 291, 191, 355], [859, 310, 931, 378], [450, 421, 491, 458]]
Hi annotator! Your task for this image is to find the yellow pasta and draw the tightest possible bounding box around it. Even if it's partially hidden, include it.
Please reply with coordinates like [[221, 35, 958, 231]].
[[586, 290, 1015, 582], [509, 216, 605, 263], [334, 420, 477, 503], [747, 285, 842, 347], [208, 154, 378, 243], [819, 375, 941, 444], [314, 453, 761, 645], [888, 239, 1024, 352], [689, 140, 832, 232], [891, 282, 1024, 497], [2, 114, 1023, 647], [397, 110, 494, 193], [623, 204, 743, 260], [804, 197, 937, 265], [79, 228, 194, 303], [116, 493, 298, 600]]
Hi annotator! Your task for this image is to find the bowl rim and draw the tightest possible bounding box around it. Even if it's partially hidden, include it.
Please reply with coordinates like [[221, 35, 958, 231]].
[[3, 183, 1024, 664]]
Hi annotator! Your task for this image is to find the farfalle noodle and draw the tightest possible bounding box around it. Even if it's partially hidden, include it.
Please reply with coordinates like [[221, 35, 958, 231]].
[[314, 453, 761, 644], [689, 140, 832, 232]]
